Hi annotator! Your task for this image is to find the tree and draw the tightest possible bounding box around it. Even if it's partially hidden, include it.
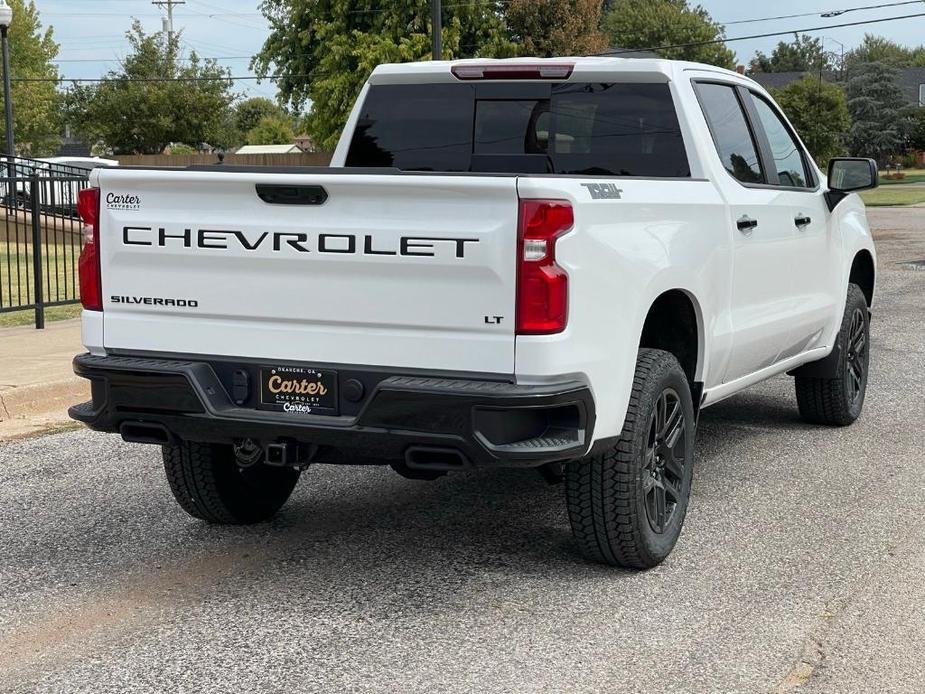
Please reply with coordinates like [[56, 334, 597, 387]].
[[253, 1, 517, 151], [844, 34, 925, 69], [749, 34, 830, 74], [235, 97, 287, 137], [601, 0, 734, 69], [166, 142, 196, 154], [65, 23, 236, 154], [506, 0, 607, 57], [908, 107, 925, 152], [771, 77, 850, 164], [845, 63, 914, 163], [0, 0, 61, 155], [246, 114, 295, 145]]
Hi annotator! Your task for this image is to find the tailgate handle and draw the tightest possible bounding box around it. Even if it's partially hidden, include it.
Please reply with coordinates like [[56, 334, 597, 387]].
[[255, 184, 328, 206]]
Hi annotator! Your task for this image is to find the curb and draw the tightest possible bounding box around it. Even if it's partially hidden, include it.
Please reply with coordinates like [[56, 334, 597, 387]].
[[0, 378, 89, 441]]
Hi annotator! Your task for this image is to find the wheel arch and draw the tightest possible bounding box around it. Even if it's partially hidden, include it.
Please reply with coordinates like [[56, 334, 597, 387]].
[[849, 249, 875, 308], [638, 289, 704, 401]]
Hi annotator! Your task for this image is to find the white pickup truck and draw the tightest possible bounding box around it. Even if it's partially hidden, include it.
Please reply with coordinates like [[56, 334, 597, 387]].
[[70, 57, 878, 568]]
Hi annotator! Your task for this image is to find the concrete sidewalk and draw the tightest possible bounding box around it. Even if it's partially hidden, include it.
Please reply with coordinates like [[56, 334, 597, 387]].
[[0, 319, 86, 440]]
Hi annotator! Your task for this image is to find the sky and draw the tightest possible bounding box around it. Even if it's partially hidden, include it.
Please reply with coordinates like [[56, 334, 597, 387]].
[[40, 0, 274, 98], [33, 0, 925, 101]]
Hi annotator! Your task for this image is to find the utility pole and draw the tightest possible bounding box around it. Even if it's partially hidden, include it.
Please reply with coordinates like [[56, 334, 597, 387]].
[[431, 0, 441, 61], [152, 0, 185, 44]]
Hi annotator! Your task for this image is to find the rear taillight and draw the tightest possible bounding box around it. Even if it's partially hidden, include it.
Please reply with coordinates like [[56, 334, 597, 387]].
[[516, 199, 573, 335], [451, 63, 574, 81], [77, 187, 102, 311]]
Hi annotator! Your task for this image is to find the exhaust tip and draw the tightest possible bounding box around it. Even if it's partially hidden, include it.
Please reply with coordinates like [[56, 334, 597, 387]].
[[404, 446, 469, 471], [119, 421, 172, 445]]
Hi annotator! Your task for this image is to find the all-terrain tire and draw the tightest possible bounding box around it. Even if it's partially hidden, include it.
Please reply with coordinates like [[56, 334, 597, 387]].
[[162, 441, 300, 524], [565, 349, 695, 569], [795, 283, 870, 427]]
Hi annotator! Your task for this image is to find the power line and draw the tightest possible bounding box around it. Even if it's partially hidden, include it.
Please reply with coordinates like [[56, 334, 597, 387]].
[[601, 11, 925, 56], [56, 0, 925, 65], [52, 56, 253, 63], [12, 74, 296, 83], [36, 0, 925, 20], [25, 6, 925, 81], [721, 0, 925, 25]]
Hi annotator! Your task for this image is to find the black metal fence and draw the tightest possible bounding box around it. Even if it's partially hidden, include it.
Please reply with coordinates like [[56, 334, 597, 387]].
[[0, 156, 93, 328]]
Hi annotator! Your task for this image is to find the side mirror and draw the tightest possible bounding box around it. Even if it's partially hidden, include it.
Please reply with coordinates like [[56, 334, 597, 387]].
[[826, 157, 878, 210]]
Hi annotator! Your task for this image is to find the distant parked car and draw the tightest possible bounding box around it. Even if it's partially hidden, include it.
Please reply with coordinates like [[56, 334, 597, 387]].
[[2, 157, 119, 212], [0, 158, 39, 208], [38, 156, 120, 173]]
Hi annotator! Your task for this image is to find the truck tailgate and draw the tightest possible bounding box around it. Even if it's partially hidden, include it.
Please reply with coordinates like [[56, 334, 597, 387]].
[[96, 169, 519, 374]]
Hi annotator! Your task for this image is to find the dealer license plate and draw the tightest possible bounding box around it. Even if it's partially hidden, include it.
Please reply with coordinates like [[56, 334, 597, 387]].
[[258, 366, 338, 416]]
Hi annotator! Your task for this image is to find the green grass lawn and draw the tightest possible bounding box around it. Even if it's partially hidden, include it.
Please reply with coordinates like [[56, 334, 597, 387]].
[[860, 187, 925, 207], [879, 171, 925, 185], [0, 238, 82, 327], [0, 303, 81, 328]]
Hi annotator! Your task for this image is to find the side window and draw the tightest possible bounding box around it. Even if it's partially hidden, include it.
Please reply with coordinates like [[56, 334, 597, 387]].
[[695, 82, 764, 184], [750, 95, 811, 188]]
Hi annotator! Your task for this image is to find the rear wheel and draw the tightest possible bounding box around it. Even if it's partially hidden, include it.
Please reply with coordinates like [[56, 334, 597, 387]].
[[565, 349, 695, 569], [162, 441, 300, 524], [795, 283, 870, 426]]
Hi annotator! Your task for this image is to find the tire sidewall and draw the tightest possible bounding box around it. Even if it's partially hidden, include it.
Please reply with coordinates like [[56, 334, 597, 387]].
[[843, 286, 870, 421], [630, 358, 696, 562]]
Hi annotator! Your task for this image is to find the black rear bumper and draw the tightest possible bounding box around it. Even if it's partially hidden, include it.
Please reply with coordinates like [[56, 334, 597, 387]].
[[69, 353, 595, 468]]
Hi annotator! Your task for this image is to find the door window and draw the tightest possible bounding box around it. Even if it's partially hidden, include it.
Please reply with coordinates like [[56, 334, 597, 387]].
[[695, 83, 764, 184], [749, 95, 812, 188]]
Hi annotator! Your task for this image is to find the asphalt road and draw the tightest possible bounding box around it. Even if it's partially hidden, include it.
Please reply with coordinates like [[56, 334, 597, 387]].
[[1, 208, 924, 693]]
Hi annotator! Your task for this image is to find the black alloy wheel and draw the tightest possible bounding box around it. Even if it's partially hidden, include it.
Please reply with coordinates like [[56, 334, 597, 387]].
[[644, 387, 688, 534], [845, 307, 867, 407]]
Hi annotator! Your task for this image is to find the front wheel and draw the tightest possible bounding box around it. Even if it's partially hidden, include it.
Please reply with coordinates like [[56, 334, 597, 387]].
[[162, 441, 300, 524], [795, 283, 870, 426], [565, 349, 695, 569]]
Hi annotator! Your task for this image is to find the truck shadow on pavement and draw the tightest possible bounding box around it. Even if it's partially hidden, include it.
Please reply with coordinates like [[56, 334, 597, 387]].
[[172, 385, 811, 580]]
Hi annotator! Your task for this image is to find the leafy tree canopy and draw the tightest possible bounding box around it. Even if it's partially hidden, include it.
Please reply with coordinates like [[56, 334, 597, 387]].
[[750, 34, 831, 74], [506, 0, 607, 57], [246, 114, 296, 145], [845, 62, 915, 163], [235, 97, 288, 137], [65, 22, 237, 154], [844, 34, 925, 68], [601, 0, 735, 69], [1, 0, 61, 156], [771, 77, 850, 164], [255, 0, 738, 149], [166, 142, 196, 154], [253, 1, 518, 151]]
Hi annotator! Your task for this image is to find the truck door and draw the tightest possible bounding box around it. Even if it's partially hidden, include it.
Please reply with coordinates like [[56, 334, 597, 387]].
[[694, 81, 796, 383], [741, 90, 838, 360]]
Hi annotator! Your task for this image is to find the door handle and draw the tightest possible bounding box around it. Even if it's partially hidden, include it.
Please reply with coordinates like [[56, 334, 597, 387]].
[[737, 215, 758, 232], [794, 215, 812, 228]]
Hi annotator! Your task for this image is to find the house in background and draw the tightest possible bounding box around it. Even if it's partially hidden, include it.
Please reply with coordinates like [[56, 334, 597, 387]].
[[750, 67, 925, 107], [235, 144, 301, 155], [897, 67, 925, 107], [752, 67, 925, 166], [56, 124, 91, 157], [294, 134, 317, 153]]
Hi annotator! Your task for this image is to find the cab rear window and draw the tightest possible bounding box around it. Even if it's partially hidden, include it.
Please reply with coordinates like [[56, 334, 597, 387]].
[[345, 82, 690, 177]]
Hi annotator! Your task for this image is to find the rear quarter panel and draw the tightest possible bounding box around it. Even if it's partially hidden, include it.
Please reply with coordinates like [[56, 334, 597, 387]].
[[515, 177, 730, 441]]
